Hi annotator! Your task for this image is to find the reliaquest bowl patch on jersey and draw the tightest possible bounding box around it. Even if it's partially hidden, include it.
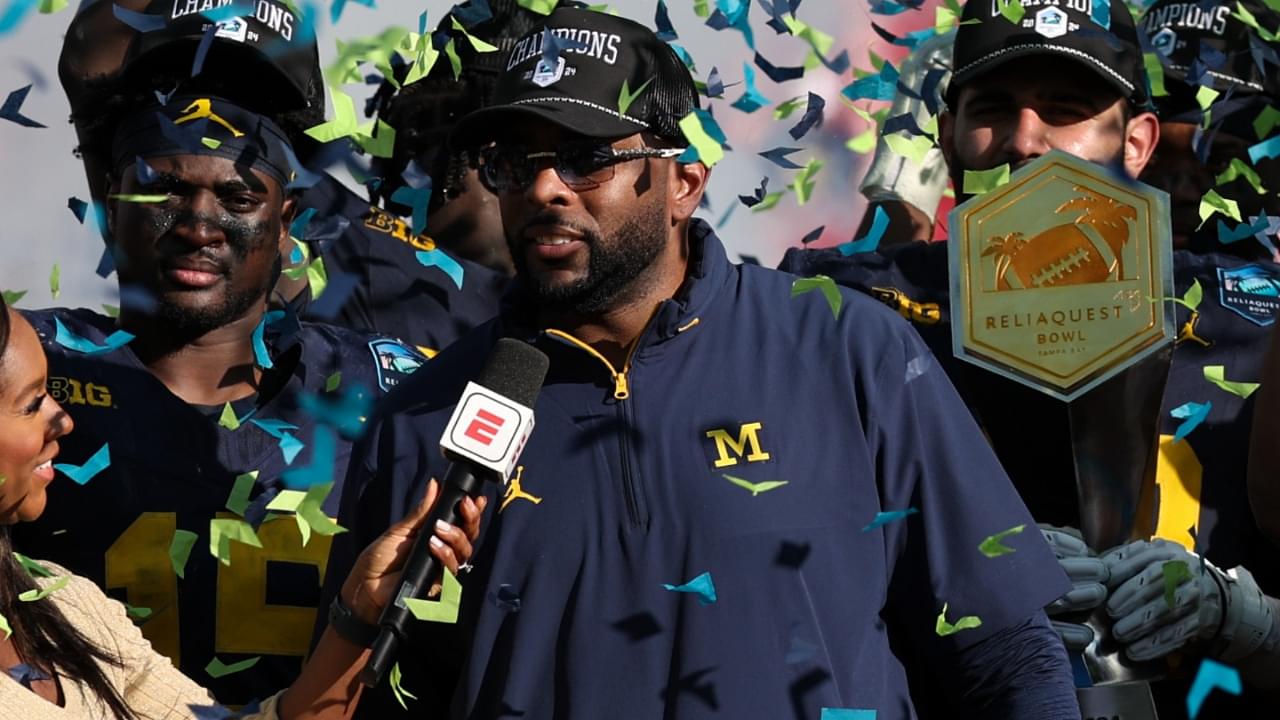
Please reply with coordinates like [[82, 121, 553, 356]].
[[1218, 264, 1280, 326], [369, 339, 424, 391]]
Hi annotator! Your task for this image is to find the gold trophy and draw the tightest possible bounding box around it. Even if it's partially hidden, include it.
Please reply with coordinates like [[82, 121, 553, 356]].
[[949, 151, 1175, 718]]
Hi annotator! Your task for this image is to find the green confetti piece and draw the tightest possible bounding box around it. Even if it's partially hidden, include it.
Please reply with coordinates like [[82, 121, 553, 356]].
[[2, 289, 26, 305], [0, 613, 10, 639], [1215, 159, 1266, 194], [723, 474, 788, 497], [218, 402, 241, 431], [998, 0, 1025, 24], [935, 602, 983, 636], [125, 604, 153, 620], [773, 96, 807, 120], [846, 129, 876, 154], [1198, 189, 1241, 228], [883, 133, 933, 165], [693, 0, 710, 17], [962, 164, 1011, 195], [1204, 365, 1260, 398], [781, 14, 834, 57], [750, 191, 786, 213], [978, 524, 1026, 557], [791, 275, 843, 320], [444, 37, 463, 80], [49, 264, 60, 300], [1184, 279, 1204, 311], [307, 255, 329, 299], [678, 111, 725, 167], [209, 518, 263, 566], [1162, 560, 1191, 610], [14, 552, 53, 578], [19, 576, 69, 602], [200, 137, 221, 150], [205, 656, 260, 678], [38, 0, 68, 13], [389, 661, 419, 709], [108, 193, 171, 203], [1195, 86, 1220, 111], [101, 304, 120, 318], [618, 76, 653, 115], [225, 471, 258, 516], [325, 372, 342, 392], [305, 88, 359, 142], [403, 568, 463, 624], [1232, 1, 1280, 41], [353, 119, 396, 158], [1144, 53, 1168, 97], [450, 15, 499, 52], [1254, 105, 1280, 140], [516, 0, 557, 13], [294, 482, 347, 547], [790, 158, 824, 206], [170, 529, 198, 578]]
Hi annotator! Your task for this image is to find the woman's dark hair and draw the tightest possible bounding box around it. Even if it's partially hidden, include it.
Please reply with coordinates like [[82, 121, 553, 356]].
[[0, 299, 136, 719]]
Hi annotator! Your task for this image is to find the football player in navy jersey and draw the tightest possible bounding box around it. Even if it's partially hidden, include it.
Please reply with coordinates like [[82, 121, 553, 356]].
[[781, 0, 1280, 713], [58, 0, 506, 357], [10, 91, 477, 706]]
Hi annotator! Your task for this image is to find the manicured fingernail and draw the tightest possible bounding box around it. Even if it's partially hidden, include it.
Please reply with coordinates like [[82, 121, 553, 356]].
[[429, 535, 445, 549], [436, 519, 455, 533]]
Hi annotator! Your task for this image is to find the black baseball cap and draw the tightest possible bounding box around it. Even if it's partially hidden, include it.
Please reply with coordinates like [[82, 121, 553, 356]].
[[119, 0, 320, 114], [452, 7, 699, 146], [1141, 0, 1280, 121], [948, 0, 1150, 109]]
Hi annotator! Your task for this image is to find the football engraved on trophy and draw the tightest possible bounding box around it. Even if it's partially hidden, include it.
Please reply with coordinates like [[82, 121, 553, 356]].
[[949, 151, 1175, 401]]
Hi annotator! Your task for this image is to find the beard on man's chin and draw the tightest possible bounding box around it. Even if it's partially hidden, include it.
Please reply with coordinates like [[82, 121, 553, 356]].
[[153, 280, 269, 337], [511, 203, 668, 316]]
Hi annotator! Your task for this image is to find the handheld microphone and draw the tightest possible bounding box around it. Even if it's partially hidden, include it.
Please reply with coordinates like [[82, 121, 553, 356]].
[[361, 338, 550, 688]]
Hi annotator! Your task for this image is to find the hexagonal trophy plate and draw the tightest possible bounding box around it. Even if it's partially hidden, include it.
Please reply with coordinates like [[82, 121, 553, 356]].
[[948, 151, 1174, 402]]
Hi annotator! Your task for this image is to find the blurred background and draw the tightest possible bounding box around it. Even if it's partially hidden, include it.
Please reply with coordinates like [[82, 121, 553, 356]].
[[0, 0, 935, 310]]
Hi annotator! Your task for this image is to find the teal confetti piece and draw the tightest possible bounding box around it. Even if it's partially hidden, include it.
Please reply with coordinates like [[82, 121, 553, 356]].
[[838, 206, 888, 255], [53, 317, 133, 355], [841, 62, 899, 102], [862, 507, 918, 531], [662, 571, 717, 605], [821, 710, 876, 720], [53, 443, 110, 485], [729, 62, 770, 113], [250, 313, 274, 369], [281, 425, 336, 489], [1091, 0, 1110, 29], [415, 250, 464, 290], [1187, 659, 1241, 718], [1217, 217, 1270, 244], [1248, 134, 1280, 163], [1170, 401, 1212, 442]]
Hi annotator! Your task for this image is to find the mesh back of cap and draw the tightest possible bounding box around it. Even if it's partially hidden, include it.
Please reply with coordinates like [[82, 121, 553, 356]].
[[636, 41, 699, 142]]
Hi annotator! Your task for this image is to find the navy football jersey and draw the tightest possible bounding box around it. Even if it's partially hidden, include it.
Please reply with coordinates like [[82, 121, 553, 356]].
[[14, 308, 425, 705], [780, 245, 1280, 715], [297, 174, 507, 356]]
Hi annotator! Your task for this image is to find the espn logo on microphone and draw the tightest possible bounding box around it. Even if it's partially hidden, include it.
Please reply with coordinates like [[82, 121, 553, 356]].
[[440, 382, 536, 480]]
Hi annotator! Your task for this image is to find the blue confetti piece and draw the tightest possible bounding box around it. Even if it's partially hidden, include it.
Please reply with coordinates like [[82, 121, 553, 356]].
[[415, 249, 465, 290], [842, 62, 900, 102], [869, 0, 916, 14], [540, 27, 588, 69], [249, 419, 299, 437], [754, 51, 804, 82], [282, 143, 322, 191], [281, 425, 335, 489], [135, 156, 160, 186], [669, 42, 697, 71], [450, 0, 490, 27], [1171, 401, 1212, 443], [279, 432, 305, 464], [821, 710, 876, 720], [788, 92, 825, 141], [191, 25, 217, 77], [759, 147, 803, 169], [655, 0, 678, 41], [199, 0, 253, 22], [705, 66, 725, 98], [111, 4, 167, 32], [392, 183, 432, 237], [1217, 217, 1269, 244], [401, 159, 432, 190], [838, 206, 888, 256], [95, 246, 116, 279], [0, 84, 43, 128], [249, 419, 306, 464], [297, 384, 373, 439], [54, 443, 111, 486], [862, 507, 918, 531], [290, 207, 317, 242], [1248, 134, 1280, 164], [730, 62, 770, 113], [662, 571, 717, 605], [67, 197, 88, 224], [251, 314, 273, 369], [1091, 0, 1110, 30], [54, 318, 134, 355], [1187, 659, 1241, 719], [7, 662, 50, 685]]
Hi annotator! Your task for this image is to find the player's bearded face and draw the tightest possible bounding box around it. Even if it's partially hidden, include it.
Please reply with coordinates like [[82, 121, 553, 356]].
[[109, 154, 288, 334], [499, 126, 670, 316], [945, 57, 1130, 195]]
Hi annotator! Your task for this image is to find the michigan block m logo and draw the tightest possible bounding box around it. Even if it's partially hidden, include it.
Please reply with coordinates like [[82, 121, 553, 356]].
[[705, 422, 771, 468]]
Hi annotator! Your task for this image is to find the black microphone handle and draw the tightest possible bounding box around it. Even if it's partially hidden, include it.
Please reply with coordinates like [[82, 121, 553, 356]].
[[360, 460, 488, 688]]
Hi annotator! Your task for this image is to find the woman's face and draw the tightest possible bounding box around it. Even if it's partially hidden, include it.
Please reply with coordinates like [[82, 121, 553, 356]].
[[0, 310, 73, 524]]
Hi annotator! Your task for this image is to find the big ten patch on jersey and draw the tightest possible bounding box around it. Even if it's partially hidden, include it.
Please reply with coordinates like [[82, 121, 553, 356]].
[[368, 338, 425, 392], [48, 375, 115, 408], [363, 204, 437, 252]]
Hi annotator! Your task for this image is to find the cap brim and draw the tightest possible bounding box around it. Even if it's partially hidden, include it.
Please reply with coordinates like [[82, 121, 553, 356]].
[[452, 100, 648, 148], [949, 44, 1138, 107], [123, 39, 309, 112]]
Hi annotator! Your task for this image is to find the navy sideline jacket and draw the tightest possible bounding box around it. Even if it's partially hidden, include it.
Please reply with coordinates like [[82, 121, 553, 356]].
[[297, 174, 507, 356], [781, 242, 1280, 716], [15, 308, 424, 706], [329, 220, 1070, 719]]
